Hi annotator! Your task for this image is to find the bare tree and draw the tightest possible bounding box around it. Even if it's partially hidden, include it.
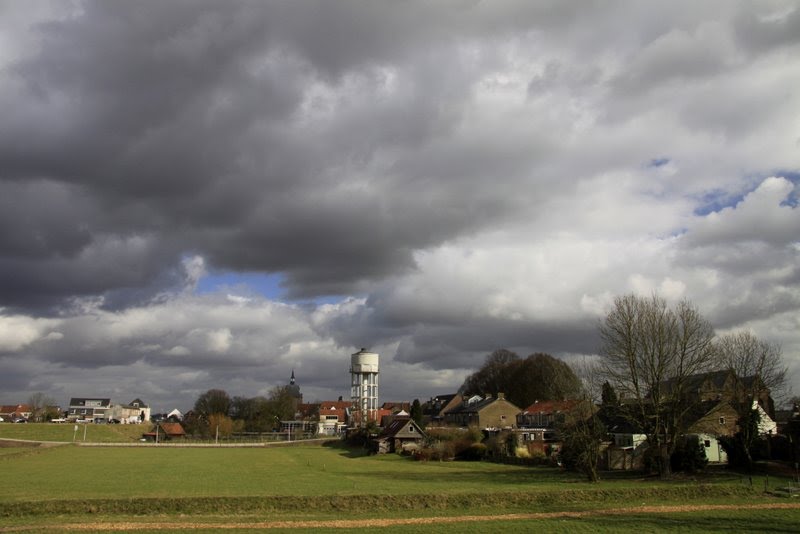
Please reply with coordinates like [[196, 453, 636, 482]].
[[716, 331, 786, 410], [599, 294, 717, 478], [27, 392, 57, 422], [559, 360, 606, 482], [716, 331, 787, 469]]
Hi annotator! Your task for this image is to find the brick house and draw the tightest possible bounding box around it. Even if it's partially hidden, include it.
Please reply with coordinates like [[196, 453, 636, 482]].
[[516, 400, 581, 455], [443, 393, 521, 429]]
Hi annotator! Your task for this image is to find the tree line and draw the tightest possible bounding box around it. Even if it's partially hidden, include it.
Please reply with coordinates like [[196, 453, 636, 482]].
[[184, 385, 301, 437]]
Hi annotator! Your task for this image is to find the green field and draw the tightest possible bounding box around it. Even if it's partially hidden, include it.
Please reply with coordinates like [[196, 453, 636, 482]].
[[0, 421, 147, 443], [1, 425, 799, 532]]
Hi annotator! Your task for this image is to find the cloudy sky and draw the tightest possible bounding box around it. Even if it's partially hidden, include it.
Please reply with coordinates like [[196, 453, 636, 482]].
[[1, 0, 798, 413]]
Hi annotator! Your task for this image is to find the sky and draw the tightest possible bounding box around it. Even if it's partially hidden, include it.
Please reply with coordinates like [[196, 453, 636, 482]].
[[0, 0, 799, 413]]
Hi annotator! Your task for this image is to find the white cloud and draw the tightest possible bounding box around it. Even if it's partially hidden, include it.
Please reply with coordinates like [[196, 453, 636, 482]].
[[0, 314, 60, 351]]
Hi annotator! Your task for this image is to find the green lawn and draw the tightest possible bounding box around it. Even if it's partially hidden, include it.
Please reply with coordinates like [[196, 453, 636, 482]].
[[1, 438, 797, 531], [0, 422, 146, 443]]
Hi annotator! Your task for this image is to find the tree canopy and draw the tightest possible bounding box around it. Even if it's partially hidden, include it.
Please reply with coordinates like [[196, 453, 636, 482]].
[[598, 293, 717, 478], [461, 349, 582, 408], [193, 389, 232, 418]]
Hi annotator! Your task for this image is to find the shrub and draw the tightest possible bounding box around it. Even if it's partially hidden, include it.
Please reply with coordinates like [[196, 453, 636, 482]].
[[457, 442, 488, 461], [670, 435, 707, 473], [515, 447, 531, 459]]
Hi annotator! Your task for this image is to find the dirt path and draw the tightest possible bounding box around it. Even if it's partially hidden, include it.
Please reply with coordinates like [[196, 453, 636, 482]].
[[2, 502, 799, 531]]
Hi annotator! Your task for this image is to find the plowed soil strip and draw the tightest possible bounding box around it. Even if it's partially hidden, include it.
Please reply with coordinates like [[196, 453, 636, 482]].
[[3, 502, 800, 531]]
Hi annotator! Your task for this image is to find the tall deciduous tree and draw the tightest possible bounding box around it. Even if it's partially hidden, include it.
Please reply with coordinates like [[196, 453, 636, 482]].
[[461, 350, 581, 408], [27, 392, 57, 422], [599, 294, 717, 478], [461, 349, 520, 397], [193, 389, 232, 418], [267, 385, 297, 423], [716, 331, 787, 470]]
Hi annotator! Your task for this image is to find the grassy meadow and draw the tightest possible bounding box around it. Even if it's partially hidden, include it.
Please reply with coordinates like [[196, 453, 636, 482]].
[[1, 424, 799, 532], [0, 421, 147, 443]]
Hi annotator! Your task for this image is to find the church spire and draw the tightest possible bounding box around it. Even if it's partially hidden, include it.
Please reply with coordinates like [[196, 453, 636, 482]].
[[290, 369, 296, 385]]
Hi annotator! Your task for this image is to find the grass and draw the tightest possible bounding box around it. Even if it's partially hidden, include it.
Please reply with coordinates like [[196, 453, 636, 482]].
[[0, 422, 146, 443], [1, 429, 797, 531]]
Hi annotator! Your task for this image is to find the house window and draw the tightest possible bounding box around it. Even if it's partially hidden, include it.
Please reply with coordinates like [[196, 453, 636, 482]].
[[500, 415, 506, 420], [704, 440, 711, 448], [719, 417, 725, 425], [409, 426, 414, 432]]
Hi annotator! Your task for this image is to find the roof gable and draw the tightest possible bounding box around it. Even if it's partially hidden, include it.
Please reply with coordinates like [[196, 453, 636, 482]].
[[379, 417, 426, 439]]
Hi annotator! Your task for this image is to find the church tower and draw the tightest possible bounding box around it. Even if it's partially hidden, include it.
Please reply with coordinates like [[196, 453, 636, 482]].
[[287, 369, 303, 413]]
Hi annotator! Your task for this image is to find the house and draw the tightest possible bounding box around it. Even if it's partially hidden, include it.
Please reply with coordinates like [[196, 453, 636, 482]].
[[166, 409, 183, 421], [517, 400, 580, 428], [374, 417, 427, 454], [515, 400, 582, 455], [659, 370, 774, 417], [142, 422, 186, 442], [315, 400, 351, 435], [603, 419, 649, 470], [0, 404, 32, 422], [443, 393, 521, 429], [381, 401, 411, 414], [752, 401, 778, 435], [107, 398, 151, 424], [68, 398, 111, 422], [422, 394, 462, 425]]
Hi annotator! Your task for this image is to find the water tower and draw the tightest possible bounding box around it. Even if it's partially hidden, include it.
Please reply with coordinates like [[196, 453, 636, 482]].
[[350, 348, 379, 427]]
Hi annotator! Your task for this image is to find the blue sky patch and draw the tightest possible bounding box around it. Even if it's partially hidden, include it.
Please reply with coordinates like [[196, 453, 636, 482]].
[[775, 170, 799, 207], [648, 157, 670, 168], [196, 271, 286, 299], [692, 189, 744, 216]]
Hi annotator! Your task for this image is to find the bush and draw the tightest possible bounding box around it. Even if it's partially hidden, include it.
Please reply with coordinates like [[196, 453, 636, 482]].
[[515, 447, 531, 459], [457, 443, 488, 461], [670, 436, 707, 473]]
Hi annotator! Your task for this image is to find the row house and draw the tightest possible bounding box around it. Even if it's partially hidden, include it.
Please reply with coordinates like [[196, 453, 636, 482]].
[[68, 398, 111, 422]]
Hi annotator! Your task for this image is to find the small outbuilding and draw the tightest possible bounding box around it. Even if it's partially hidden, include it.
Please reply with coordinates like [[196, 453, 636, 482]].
[[374, 417, 427, 454], [142, 422, 186, 442]]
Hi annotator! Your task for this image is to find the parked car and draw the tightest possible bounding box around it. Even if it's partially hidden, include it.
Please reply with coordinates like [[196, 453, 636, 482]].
[[0, 416, 4, 422], [13, 418, 27, 423], [50, 418, 67, 423]]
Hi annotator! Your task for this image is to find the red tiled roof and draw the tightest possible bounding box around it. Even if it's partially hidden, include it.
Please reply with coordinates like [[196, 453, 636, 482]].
[[521, 400, 580, 415], [158, 422, 185, 436]]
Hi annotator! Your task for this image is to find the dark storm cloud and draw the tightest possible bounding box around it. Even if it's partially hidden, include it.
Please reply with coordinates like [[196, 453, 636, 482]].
[[1, 0, 580, 309], [1, 1, 799, 409]]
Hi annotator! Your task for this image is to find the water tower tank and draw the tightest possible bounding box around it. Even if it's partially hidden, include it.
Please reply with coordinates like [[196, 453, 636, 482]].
[[350, 348, 379, 427]]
